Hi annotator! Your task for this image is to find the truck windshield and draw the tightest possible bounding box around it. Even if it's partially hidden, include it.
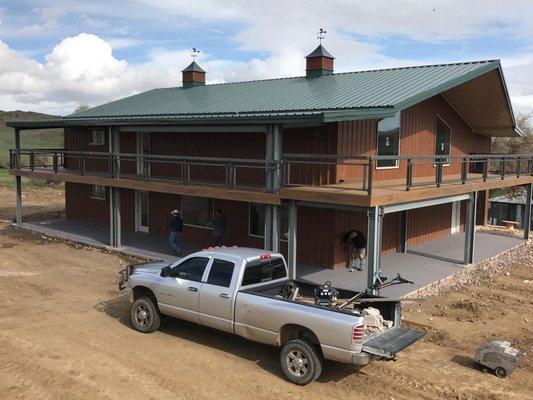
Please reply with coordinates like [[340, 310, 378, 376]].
[[242, 257, 287, 286]]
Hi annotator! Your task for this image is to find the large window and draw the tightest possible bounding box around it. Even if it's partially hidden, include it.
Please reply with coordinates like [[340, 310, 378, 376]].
[[90, 185, 106, 200], [90, 129, 105, 145], [242, 257, 287, 286], [377, 112, 401, 168], [249, 203, 289, 241], [182, 196, 213, 228], [435, 116, 451, 163]]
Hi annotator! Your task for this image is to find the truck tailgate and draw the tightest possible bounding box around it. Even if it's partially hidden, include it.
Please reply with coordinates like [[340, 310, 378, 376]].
[[363, 327, 424, 358]]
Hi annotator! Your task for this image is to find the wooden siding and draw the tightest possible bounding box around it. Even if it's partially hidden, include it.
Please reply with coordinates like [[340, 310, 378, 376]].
[[65, 182, 109, 225]]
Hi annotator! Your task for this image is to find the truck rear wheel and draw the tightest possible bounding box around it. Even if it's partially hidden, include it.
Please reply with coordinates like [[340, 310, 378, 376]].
[[280, 339, 323, 385], [130, 296, 161, 333], [495, 366, 507, 378]]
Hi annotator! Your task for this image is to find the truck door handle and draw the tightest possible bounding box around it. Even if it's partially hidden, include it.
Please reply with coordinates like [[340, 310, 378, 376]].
[[188, 287, 198, 292], [219, 293, 230, 299]]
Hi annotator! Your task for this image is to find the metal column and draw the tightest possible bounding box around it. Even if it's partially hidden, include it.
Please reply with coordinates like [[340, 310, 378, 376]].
[[464, 191, 478, 265], [367, 206, 383, 294], [264, 124, 282, 251], [287, 201, 297, 279], [398, 210, 408, 253], [14, 128, 22, 225], [108, 127, 121, 247], [524, 183, 532, 240]]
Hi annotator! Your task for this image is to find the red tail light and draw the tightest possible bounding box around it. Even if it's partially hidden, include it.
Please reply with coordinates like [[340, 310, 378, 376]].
[[260, 254, 271, 260], [352, 324, 365, 342]]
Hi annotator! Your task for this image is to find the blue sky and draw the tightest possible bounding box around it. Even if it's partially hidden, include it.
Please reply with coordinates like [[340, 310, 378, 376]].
[[0, 0, 532, 115]]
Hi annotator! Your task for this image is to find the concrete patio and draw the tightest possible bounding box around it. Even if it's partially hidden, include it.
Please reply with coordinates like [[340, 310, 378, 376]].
[[20, 218, 524, 297]]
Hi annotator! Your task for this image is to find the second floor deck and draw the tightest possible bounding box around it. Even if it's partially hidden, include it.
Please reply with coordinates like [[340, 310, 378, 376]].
[[9, 149, 533, 207]]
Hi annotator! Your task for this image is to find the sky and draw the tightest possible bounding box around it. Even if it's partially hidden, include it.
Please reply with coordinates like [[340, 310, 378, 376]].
[[0, 0, 532, 116]]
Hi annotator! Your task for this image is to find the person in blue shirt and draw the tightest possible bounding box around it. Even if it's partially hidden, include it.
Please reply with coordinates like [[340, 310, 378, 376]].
[[164, 209, 183, 256]]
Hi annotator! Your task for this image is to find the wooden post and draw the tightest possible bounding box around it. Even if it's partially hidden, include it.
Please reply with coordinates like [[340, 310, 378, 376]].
[[287, 201, 297, 279]]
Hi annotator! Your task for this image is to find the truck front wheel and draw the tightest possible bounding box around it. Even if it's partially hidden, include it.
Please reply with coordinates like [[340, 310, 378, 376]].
[[130, 297, 161, 333], [280, 339, 323, 385]]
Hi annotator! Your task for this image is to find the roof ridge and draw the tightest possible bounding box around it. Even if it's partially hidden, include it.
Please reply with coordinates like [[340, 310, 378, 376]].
[[150, 59, 499, 91]]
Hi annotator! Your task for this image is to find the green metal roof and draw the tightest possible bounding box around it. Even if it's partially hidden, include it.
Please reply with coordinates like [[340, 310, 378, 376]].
[[7, 59, 518, 135]]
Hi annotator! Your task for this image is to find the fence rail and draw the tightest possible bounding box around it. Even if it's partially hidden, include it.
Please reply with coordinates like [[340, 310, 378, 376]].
[[10, 149, 533, 194]]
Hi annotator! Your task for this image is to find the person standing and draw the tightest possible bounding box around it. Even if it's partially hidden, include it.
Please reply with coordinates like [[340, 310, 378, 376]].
[[342, 229, 367, 272], [212, 209, 228, 246], [165, 209, 183, 256]]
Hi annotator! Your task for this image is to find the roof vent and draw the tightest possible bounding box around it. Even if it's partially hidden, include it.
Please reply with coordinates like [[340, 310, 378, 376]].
[[306, 44, 334, 78], [182, 61, 206, 88]]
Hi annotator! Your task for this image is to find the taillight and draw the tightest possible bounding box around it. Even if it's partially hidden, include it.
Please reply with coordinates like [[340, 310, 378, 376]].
[[260, 254, 271, 260], [352, 324, 365, 343]]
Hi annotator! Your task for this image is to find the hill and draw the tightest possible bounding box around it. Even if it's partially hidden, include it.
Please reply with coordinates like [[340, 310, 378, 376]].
[[0, 110, 63, 168]]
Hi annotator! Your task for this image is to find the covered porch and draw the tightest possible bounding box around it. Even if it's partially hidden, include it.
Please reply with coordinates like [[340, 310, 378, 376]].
[[18, 217, 523, 297]]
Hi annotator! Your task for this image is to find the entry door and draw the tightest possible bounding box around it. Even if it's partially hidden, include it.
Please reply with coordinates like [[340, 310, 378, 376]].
[[451, 201, 461, 234], [199, 258, 237, 333], [157, 257, 210, 324], [135, 191, 149, 233]]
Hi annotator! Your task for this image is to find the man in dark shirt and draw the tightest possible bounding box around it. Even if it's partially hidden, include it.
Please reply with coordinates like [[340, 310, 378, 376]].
[[212, 209, 228, 246], [342, 229, 367, 271], [165, 209, 183, 256]]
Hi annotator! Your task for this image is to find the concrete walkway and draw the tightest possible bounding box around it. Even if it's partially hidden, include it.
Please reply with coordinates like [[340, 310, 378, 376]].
[[20, 218, 524, 297]]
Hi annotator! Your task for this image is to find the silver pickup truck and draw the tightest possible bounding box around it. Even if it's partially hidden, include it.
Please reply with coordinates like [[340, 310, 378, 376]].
[[119, 247, 423, 385]]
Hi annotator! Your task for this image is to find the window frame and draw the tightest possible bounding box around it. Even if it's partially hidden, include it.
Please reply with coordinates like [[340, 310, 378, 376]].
[[376, 112, 401, 170], [90, 185, 106, 200], [248, 203, 289, 242], [172, 256, 211, 282], [89, 128, 106, 146], [206, 258, 236, 288], [434, 114, 452, 167], [180, 196, 214, 230]]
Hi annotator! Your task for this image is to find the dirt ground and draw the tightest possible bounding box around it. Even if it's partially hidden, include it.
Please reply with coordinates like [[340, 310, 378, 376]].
[[0, 185, 532, 400]]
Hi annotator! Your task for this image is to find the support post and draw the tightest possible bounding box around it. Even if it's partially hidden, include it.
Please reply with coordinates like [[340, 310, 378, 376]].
[[524, 183, 532, 240], [14, 128, 22, 224], [108, 126, 121, 247], [287, 201, 297, 279], [398, 210, 408, 253], [264, 124, 283, 251], [464, 191, 477, 265], [367, 206, 383, 294]]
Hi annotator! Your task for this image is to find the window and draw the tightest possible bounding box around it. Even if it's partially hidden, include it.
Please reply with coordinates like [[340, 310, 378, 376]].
[[207, 259, 235, 287], [182, 196, 213, 228], [242, 257, 287, 286], [435, 116, 451, 164], [173, 257, 209, 281], [90, 185, 106, 200], [377, 112, 401, 168], [249, 203, 289, 240], [90, 129, 105, 145]]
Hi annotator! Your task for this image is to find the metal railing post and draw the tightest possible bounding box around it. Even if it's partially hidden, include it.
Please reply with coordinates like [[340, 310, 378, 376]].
[[406, 158, 413, 191], [516, 157, 521, 178], [500, 158, 506, 180], [483, 159, 488, 182], [367, 158, 373, 196], [143, 157, 149, 180], [436, 159, 443, 188], [461, 157, 467, 184], [29, 151, 35, 171], [79, 154, 85, 176], [53, 153, 58, 173]]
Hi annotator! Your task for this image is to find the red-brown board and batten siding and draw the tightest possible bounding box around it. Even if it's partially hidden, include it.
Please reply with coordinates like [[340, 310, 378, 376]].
[[63, 92, 489, 269]]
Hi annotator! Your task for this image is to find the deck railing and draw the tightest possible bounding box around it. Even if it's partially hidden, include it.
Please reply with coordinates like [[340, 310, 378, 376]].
[[10, 149, 533, 195]]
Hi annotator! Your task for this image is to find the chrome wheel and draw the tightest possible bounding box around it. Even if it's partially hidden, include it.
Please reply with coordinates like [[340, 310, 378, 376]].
[[135, 304, 152, 327], [286, 350, 309, 377]]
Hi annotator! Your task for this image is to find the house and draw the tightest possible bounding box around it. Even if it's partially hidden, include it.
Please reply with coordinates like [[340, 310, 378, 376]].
[[8, 44, 533, 292], [489, 192, 533, 229]]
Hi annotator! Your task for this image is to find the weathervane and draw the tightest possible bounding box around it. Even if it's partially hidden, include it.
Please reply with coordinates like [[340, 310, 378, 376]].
[[316, 28, 326, 44], [191, 48, 200, 60]]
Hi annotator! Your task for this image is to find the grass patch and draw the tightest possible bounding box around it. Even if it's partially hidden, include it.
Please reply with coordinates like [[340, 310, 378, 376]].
[[0, 127, 63, 168]]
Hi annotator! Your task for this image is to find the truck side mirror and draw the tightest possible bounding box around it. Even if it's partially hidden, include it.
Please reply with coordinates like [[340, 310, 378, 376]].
[[160, 266, 172, 277]]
